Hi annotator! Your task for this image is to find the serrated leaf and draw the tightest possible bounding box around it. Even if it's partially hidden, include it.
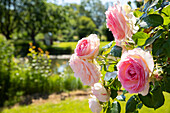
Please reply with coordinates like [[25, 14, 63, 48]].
[[111, 101, 121, 113], [132, 32, 149, 46], [116, 95, 126, 101], [144, 29, 164, 46], [140, 14, 163, 28], [126, 95, 138, 113], [110, 45, 122, 57], [139, 86, 165, 109]]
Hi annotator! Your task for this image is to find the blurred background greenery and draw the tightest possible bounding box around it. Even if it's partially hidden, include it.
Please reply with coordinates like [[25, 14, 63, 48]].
[[0, 0, 119, 108], [2, 0, 169, 113]]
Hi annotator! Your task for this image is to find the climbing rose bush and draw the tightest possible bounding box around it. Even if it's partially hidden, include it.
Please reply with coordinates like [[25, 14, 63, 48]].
[[69, 54, 101, 86], [105, 3, 132, 45], [92, 83, 110, 102], [117, 48, 154, 96], [70, 1, 170, 113], [75, 34, 100, 59], [88, 96, 102, 113]]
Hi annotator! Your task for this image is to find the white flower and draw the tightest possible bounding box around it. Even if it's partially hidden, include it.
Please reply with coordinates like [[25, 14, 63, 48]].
[[91, 83, 110, 102], [88, 95, 102, 113]]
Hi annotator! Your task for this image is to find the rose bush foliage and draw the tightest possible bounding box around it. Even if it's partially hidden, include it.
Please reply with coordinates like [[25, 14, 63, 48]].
[[69, 0, 170, 113]]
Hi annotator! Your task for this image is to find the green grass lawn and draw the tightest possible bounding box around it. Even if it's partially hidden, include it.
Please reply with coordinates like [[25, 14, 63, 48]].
[[1, 99, 92, 113], [53, 41, 110, 51], [2, 92, 170, 113]]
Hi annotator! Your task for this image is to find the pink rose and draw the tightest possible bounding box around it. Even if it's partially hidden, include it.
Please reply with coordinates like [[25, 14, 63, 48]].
[[105, 3, 132, 44], [136, 0, 143, 2], [75, 34, 100, 59], [92, 83, 110, 102], [117, 48, 154, 96], [69, 54, 101, 86], [89, 96, 102, 113]]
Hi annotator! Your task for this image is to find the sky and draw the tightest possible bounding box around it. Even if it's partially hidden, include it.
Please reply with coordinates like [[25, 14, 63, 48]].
[[47, 0, 136, 9]]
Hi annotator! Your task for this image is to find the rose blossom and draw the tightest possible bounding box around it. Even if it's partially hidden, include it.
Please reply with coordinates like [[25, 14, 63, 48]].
[[92, 83, 110, 102], [89, 96, 102, 113], [75, 34, 100, 59], [136, 0, 143, 2], [69, 54, 101, 86], [105, 3, 132, 44], [117, 48, 154, 96]]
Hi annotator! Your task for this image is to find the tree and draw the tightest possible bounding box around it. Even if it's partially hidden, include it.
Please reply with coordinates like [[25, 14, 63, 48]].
[[19, 1, 71, 44], [0, 0, 22, 39], [19, 0, 48, 45], [81, 0, 106, 28], [101, 23, 114, 41], [77, 16, 96, 39]]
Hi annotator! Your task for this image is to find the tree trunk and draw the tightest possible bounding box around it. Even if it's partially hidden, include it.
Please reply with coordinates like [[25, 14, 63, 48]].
[[31, 34, 36, 45]]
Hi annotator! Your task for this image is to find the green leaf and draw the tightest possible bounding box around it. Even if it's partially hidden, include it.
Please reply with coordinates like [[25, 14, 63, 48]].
[[140, 14, 163, 28], [163, 16, 170, 25], [139, 86, 165, 109], [112, 78, 122, 90], [110, 45, 122, 57], [152, 36, 165, 56], [106, 108, 111, 113], [161, 5, 170, 25], [144, 29, 164, 46], [111, 101, 121, 113], [134, 110, 139, 113], [116, 95, 126, 101], [126, 95, 139, 113], [162, 76, 170, 93], [110, 78, 121, 99], [133, 10, 143, 18], [110, 88, 118, 100], [162, 5, 170, 17], [163, 38, 170, 57], [137, 103, 143, 109], [132, 32, 149, 46]]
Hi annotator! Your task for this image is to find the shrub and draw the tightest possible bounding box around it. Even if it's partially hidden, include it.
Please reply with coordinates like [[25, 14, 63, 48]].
[[13, 40, 72, 56], [47, 46, 72, 55], [0, 41, 83, 106], [0, 37, 15, 106]]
